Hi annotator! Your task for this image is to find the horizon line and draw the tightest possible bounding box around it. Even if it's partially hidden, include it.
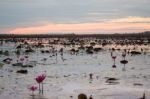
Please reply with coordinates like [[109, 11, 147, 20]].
[[0, 31, 149, 35]]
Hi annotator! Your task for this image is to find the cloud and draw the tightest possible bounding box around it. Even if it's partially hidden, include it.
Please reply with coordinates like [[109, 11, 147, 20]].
[[110, 16, 150, 23]]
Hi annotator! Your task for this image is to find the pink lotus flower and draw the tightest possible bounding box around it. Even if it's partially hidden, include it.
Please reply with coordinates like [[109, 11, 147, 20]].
[[29, 85, 38, 96], [112, 56, 117, 60], [35, 74, 46, 83], [29, 85, 38, 92]]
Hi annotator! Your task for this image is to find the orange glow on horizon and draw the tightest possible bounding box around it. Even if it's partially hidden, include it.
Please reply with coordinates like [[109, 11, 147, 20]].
[[9, 22, 150, 34]]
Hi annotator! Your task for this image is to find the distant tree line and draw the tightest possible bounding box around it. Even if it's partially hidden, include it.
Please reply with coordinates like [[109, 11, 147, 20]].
[[0, 31, 150, 39]]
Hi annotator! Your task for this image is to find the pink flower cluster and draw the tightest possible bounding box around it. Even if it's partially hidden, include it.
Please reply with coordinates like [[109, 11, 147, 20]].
[[28, 74, 46, 95]]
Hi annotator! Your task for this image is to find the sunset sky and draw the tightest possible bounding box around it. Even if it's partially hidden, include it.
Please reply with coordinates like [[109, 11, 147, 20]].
[[0, 0, 150, 34]]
